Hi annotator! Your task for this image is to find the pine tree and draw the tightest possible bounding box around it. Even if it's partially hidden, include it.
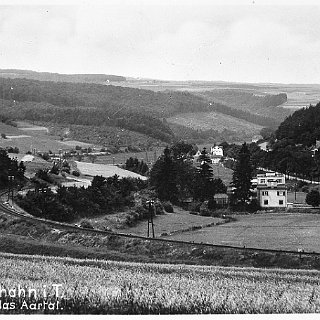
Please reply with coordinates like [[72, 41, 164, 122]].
[[232, 142, 254, 206], [197, 148, 213, 181], [149, 147, 178, 202]]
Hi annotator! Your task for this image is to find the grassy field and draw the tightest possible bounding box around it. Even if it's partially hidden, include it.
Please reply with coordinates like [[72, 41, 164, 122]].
[[0, 252, 320, 314], [167, 112, 263, 135], [107, 206, 224, 236], [92, 147, 165, 165], [165, 213, 320, 253], [75, 161, 147, 180]]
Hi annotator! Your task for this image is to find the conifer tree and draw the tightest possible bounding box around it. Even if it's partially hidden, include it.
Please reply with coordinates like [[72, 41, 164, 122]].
[[149, 147, 178, 202], [232, 142, 254, 206]]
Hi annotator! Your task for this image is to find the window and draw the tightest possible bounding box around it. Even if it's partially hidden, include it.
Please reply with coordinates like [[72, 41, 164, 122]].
[[277, 191, 285, 196], [279, 200, 284, 205], [260, 179, 265, 183], [264, 200, 268, 205], [262, 191, 268, 196]]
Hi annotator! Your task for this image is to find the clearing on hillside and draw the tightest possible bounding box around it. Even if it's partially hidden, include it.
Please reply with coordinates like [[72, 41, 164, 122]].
[[75, 161, 147, 180], [167, 112, 263, 135]]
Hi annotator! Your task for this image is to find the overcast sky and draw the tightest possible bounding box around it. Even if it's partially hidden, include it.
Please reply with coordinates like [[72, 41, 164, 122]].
[[0, 1, 320, 83]]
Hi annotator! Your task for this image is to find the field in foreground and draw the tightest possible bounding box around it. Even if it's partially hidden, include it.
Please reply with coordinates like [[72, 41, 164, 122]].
[[0, 252, 320, 314]]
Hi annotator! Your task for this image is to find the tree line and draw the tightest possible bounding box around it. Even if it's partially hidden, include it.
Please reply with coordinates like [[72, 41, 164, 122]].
[[16, 175, 148, 222]]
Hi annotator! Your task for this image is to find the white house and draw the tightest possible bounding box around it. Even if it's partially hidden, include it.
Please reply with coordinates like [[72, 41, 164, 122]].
[[210, 146, 223, 157], [210, 146, 223, 164], [256, 172, 287, 208]]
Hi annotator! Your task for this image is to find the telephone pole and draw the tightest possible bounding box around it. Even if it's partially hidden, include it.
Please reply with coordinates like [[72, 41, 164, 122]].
[[146, 199, 155, 238]]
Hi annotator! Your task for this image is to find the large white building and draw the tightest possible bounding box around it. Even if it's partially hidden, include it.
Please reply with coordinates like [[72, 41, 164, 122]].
[[210, 146, 223, 157], [210, 146, 223, 164], [256, 172, 287, 208]]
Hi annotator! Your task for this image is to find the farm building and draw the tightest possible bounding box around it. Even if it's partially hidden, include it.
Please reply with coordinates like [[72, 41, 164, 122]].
[[256, 172, 287, 208], [214, 193, 229, 207]]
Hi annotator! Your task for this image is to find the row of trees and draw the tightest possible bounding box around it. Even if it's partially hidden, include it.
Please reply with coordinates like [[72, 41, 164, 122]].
[[124, 157, 149, 176]]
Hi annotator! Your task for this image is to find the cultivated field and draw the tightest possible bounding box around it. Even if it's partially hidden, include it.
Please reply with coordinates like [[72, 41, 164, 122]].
[[75, 161, 147, 180], [167, 112, 263, 135], [165, 213, 320, 253], [92, 147, 164, 165], [0, 252, 320, 314]]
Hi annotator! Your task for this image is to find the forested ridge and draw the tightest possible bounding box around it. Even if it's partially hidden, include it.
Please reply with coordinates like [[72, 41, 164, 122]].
[[0, 69, 126, 83], [0, 77, 289, 142], [276, 102, 320, 146]]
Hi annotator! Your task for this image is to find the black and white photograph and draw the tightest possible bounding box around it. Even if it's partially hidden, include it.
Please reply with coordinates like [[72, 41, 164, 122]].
[[1, 0, 320, 316]]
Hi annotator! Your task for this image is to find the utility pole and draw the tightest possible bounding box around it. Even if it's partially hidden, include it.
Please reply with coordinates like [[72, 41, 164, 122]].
[[7, 173, 15, 204], [146, 199, 155, 238]]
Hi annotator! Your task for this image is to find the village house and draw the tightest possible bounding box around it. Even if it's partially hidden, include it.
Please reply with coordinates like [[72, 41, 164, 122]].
[[256, 171, 287, 208], [210, 145, 223, 164]]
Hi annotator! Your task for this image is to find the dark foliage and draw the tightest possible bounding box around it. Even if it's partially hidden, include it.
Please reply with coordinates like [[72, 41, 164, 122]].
[[16, 175, 148, 222], [306, 190, 320, 207], [231, 143, 254, 206], [124, 157, 149, 176], [0, 149, 25, 189]]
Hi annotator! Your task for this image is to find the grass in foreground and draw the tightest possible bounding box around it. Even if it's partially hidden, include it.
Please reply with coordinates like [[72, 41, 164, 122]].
[[0, 252, 320, 314]]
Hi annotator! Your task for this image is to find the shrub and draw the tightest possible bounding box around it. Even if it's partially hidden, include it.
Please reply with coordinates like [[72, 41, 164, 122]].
[[1, 133, 7, 139], [162, 201, 174, 213], [199, 208, 211, 216], [188, 201, 202, 213], [306, 190, 320, 207], [72, 170, 80, 177], [80, 220, 94, 229], [41, 152, 50, 161]]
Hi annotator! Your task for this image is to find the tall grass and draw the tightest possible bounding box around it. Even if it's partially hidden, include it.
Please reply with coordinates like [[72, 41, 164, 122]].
[[0, 252, 320, 314]]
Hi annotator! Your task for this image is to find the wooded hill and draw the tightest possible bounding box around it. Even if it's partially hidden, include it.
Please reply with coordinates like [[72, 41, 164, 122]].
[[197, 89, 290, 125], [0, 69, 125, 83], [276, 102, 320, 146], [0, 76, 289, 143]]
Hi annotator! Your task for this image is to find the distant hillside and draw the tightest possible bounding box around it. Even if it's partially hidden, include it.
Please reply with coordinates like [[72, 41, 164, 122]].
[[0, 69, 125, 83], [0, 76, 290, 144], [196, 89, 291, 123]]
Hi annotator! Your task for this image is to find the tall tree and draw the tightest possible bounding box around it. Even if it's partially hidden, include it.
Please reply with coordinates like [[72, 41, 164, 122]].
[[232, 142, 254, 206], [149, 147, 178, 202]]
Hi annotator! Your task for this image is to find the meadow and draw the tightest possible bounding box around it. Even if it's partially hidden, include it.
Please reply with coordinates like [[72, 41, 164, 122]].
[[75, 161, 147, 180], [0, 252, 320, 314], [165, 213, 320, 253]]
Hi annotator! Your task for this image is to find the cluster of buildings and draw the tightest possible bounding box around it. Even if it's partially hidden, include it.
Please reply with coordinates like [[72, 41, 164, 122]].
[[193, 145, 224, 165], [193, 144, 288, 209]]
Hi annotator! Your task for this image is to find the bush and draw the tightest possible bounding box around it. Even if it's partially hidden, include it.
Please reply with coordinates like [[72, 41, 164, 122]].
[[1, 133, 7, 139], [41, 152, 50, 161], [162, 201, 174, 213], [302, 186, 309, 193], [188, 201, 202, 213], [72, 170, 80, 177], [80, 219, 94, 229], [306, 190, 320, 207], [199, 209, 211, 216]]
